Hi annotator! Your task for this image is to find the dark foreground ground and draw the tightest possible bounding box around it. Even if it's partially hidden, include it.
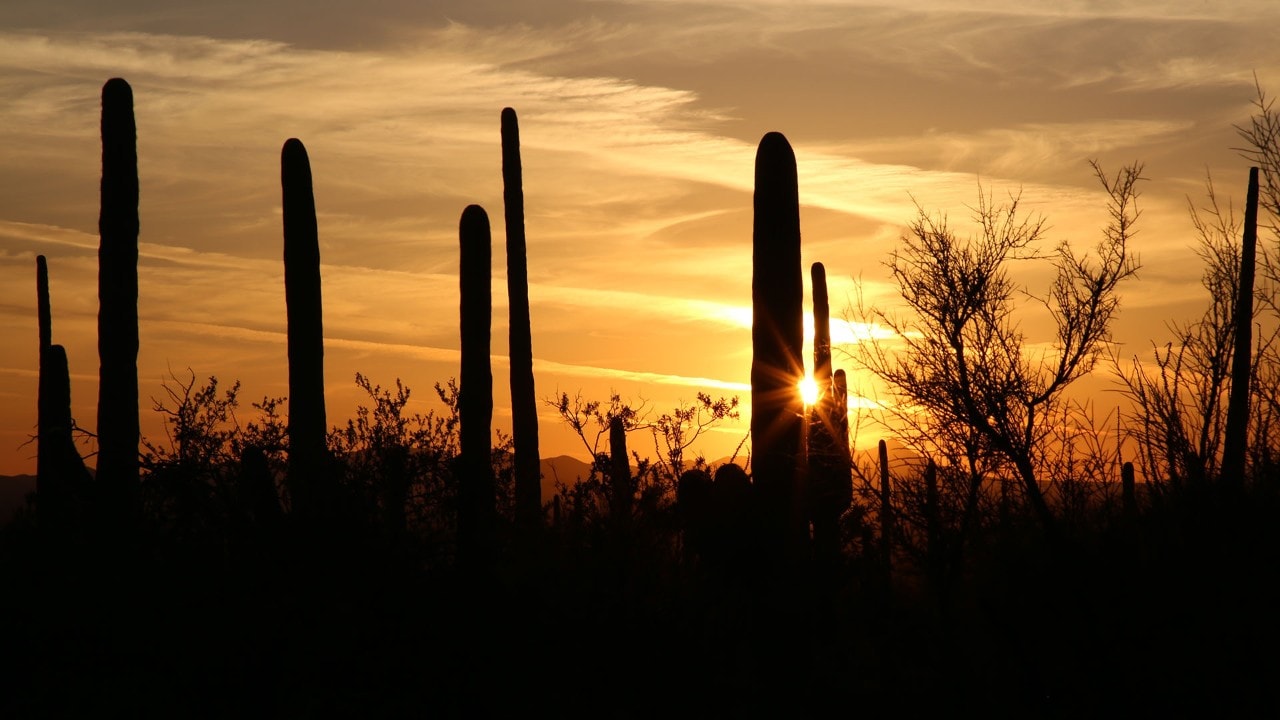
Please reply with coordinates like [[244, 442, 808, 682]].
[[2, 495, 1278, 719]]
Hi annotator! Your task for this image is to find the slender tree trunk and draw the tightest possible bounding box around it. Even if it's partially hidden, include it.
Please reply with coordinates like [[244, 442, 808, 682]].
[[1014, 455, 1056, 531]]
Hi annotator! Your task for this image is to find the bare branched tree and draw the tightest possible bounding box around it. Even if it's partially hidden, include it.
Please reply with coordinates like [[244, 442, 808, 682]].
[[848, 162, 1142, 530], [1234, 78, 1280, 483], [1114, 175, 1240, 490], [1121, 78, 1280, 494]]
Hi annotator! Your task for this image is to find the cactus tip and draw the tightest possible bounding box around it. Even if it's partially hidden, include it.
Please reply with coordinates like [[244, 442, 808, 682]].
[[759, 130, 793, 154], [103, 77, 132, 96]]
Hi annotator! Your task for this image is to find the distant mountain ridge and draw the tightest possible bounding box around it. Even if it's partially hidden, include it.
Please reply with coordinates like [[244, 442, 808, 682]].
[[0, 475, 34, 524]]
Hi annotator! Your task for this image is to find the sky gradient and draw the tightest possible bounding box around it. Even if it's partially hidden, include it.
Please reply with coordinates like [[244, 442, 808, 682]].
[[2, 1, 1279, 475]]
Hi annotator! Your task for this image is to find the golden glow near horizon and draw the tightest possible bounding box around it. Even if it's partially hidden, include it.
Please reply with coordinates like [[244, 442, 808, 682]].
[[799, 375, 819, 407], [0, 1, 1278, 474]]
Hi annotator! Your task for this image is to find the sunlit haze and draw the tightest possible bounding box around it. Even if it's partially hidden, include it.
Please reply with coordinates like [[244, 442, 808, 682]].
[[2, 0, 1279, 474]]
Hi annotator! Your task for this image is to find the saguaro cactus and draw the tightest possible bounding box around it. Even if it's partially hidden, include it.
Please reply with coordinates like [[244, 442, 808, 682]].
[[879, 438, 893, 575], [750, 131, 805, 562], [502, 107, 543, 531], [808, 261, 847, 565], [37, 255, 51, 355], [833, 368, 850, 455], [609, 415, 632, 527], [37, 256, 90, 523], [96, 77, 140, 499], [459, 204, 495, 570], [1220, 166, 1259, 491], [36, 255, 52, 485], [39, 344, 90, 524], [282, 138, 329, 515], [1121, 461, 1137, 519]]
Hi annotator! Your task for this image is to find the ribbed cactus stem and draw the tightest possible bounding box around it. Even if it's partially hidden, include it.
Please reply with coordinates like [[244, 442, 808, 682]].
[[37, 255, 51, 355], [751, 131, 805, 560], [281, 137, 328, 515], [879, 438, 892, 574], [807, 263, 842, 488], [1220, 166, 1259, 491], [833, 369, 850, 454], [36, 255, 52, 488], [96, 77, 140, 498], [1121, 461, 1137, 518], [808, 261, 846, 566], [502, 107, 543, 531], [811, 262, 832, 391], [459, 204, 495, 570], [38, 344, 89, 524], [610, 415, 631, 525]]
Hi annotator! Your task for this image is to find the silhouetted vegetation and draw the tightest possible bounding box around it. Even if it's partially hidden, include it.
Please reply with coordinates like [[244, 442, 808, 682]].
[[96, 77, 140, 510], [5, 78, 1280, 718], [282, 136, 331, 520], [501, 107, 543, 535]]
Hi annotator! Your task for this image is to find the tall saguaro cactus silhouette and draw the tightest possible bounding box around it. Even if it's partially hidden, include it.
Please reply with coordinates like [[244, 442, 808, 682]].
[[96, 77, 140, 501], [808, 263, 838, 478], [808, 261, 849, 564], [39, 345, 90, 524], [751, 131, 806, 563], [282, 138, 329, 515], [36, 255, 52, 485], [36, 256, 89, 522], [459, 204, 496, 570], [833, 368, 851, 456], [1220, 166, 1259, 491], [37, 255, 51, 355], [501, 107, 543, 531], [610, 415, 632, 528], [879, 438, 893, 575]]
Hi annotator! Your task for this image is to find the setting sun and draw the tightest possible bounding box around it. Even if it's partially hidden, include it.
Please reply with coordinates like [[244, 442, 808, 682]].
[[799, 375, 819, 406]]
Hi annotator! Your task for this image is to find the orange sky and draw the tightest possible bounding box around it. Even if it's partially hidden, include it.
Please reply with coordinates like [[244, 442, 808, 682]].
[[2, 1, 1279, 476]]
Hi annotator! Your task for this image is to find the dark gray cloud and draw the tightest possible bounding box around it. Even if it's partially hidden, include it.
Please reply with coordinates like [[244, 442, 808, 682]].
[[0, 0, 612, 49]]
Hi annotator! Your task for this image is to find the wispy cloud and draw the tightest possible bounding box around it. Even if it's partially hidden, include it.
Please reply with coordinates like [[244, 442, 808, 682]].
[[0, 2, 1275, 473]]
